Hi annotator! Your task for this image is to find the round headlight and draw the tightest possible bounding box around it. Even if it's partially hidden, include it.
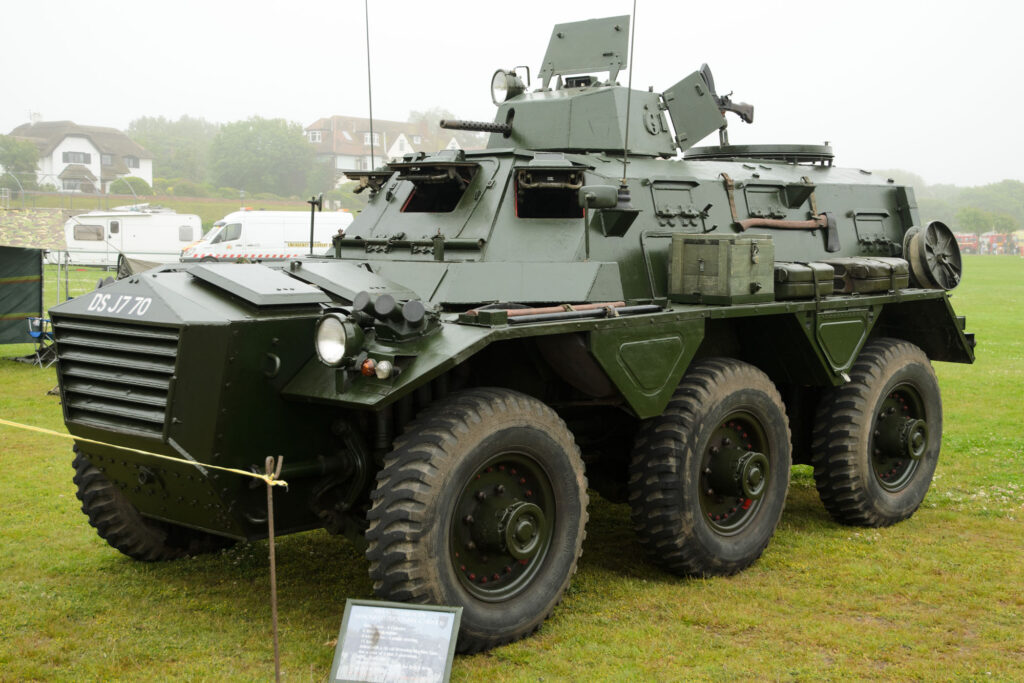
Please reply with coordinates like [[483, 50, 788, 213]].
[[315, 313, 348, 366], [315, 313, 365, 367], [491, 69, 526, 106]]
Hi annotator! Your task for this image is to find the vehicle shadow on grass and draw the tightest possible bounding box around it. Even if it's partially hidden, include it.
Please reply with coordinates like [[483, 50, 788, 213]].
[[101, 529, 376, 630]]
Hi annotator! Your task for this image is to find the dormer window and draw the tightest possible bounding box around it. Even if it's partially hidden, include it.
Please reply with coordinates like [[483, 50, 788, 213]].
[[62, 151, 91, 164], [101, 154, 112, 165], [308, 130, 322, 143], [124, 156, 139, 169]]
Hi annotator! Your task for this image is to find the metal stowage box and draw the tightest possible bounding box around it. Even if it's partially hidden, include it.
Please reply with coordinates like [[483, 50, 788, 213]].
[[669, 233, 775, 304], [774, 261, 835, 299]]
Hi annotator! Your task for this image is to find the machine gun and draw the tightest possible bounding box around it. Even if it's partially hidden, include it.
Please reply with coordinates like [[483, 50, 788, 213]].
[[699, 63, 754, 143]]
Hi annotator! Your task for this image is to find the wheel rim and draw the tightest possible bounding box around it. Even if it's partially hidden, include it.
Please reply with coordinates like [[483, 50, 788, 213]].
[[699, 411, 771, 535], [450, 452, 555, 602], [871, 383, 927, 491]]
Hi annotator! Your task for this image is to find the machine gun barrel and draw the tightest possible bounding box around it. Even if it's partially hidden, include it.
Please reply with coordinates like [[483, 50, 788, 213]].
[[440, 119, 512, 135]]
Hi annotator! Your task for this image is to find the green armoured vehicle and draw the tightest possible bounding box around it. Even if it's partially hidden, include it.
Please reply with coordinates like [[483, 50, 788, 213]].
[[52, 16, 973, 652]]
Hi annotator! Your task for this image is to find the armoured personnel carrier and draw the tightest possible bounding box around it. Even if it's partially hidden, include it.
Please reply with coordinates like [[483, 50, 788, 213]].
[[51, 16, 973, 652]]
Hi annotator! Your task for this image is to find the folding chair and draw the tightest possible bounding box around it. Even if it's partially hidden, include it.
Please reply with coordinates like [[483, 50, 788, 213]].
[[27, 317, 57, 368]]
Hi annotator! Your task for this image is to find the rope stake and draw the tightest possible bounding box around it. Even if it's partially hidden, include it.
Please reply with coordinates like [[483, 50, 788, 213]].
[[266, 456, 284, 683]]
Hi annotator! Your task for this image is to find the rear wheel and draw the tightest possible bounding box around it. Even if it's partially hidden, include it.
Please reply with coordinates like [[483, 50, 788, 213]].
[[811, 338, 941, 526], [628, 359, 791, 577], [73, 447, 234, 561], [365, 388, 588, 653]]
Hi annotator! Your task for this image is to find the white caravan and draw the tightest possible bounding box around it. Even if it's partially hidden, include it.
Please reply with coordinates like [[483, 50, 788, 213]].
[[51, 210, 202, 267], [181, 210, 353, 262]]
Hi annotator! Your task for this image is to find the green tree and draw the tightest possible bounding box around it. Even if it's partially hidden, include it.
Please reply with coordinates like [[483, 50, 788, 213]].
[[0, 135, 39, 190], [209, 117, 314, 196], [954, 206, 1018, 234], [128, 116, 220, 183], [109, 176, 153, 196], [305, 160, 338, 196], [408, 107, 487, 151]]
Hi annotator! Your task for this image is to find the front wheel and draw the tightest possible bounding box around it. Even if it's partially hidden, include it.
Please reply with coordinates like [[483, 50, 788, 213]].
[[73, 447, 234, 561], [628, 359, 792, 577], [364, 388, 588, 653], [811, 338, 942, 527]]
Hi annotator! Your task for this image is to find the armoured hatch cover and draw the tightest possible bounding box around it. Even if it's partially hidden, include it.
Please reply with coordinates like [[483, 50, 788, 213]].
[[684, 143, 834, 164], [190, 263, 330, 307]]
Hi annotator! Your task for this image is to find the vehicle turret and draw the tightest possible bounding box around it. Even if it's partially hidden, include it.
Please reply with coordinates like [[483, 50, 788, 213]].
[[441, 15, 755, 156]]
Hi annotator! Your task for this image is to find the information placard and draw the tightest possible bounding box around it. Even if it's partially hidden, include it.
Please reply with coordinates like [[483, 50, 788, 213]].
[[329, 599, 462, 683]]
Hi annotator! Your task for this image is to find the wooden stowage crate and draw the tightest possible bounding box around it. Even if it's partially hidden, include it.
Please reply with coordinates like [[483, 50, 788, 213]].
[[668, 233, 775, 304]]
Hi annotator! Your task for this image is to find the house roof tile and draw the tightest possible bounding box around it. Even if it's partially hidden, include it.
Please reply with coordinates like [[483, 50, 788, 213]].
[[9, 121, 151, 160]]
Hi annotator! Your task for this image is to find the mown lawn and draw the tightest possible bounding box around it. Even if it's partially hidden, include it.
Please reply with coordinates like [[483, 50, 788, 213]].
[[1, 255, 1021, 681]]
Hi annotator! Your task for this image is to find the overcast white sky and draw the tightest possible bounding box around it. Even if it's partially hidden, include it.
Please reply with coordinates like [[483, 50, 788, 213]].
[[3, 0, 1020, 186]]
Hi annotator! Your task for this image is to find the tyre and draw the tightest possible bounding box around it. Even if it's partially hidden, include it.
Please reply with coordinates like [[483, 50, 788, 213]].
[[364, 388, 588, 653], [72, 447, 234, 561], [628, 359, 791, 577], [811, 338, 941, 527]]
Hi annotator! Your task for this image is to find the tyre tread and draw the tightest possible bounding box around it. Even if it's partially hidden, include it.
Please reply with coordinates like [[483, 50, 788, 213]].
[[628, 359, 790, 577], [810, 338, 937, 527], [365, 388, 588, 653]]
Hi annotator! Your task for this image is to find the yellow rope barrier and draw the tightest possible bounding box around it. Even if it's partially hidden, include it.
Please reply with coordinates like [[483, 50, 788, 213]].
[[0, 417, 288, 487]]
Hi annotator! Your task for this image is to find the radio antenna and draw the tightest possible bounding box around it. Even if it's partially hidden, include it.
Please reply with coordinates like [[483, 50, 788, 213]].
[[364, 0, 376, 169], [621, 0, 638, 184]]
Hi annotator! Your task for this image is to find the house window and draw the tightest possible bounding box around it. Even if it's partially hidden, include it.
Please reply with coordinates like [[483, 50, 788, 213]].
[[363, 133, 370, 145], [101, 154, 112, 165], [355, 157, 367, 170], [63, 179, 81, 191], [308, 130, 322, 143], [73, 224, 103, 241], [363, 132, 380, 146], [124, 156, 139, 169], [62, 151, 91, 164], [412, 135, 422, 145]]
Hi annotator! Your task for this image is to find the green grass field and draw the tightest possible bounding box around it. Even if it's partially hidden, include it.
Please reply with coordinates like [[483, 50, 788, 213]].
[[1, 255, 1021, 681]]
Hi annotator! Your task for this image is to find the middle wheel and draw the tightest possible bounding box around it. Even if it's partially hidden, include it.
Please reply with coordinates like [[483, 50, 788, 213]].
[[628, 358, 792, 577]]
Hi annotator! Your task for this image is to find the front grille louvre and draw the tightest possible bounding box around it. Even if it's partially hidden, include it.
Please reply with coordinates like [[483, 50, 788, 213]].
[[54, 318, 179, 437]]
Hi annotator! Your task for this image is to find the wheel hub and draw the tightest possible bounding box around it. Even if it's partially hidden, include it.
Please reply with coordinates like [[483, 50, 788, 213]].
[[700, 415, 771, 533], [451, 455, 554, 600], [871, 388, 926, 491], [501, 502, 545, 560], [708, 447, 770, 500], [876, 407, 927, 461]]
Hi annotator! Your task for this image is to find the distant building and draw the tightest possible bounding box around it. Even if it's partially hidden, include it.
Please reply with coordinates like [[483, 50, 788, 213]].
[[303, 115, 479, 185], [7, 121, 153, 193]]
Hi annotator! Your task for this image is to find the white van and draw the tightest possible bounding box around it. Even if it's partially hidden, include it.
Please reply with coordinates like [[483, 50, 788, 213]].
[[52, 210, 202, 267], [181, 210, 353, 262]]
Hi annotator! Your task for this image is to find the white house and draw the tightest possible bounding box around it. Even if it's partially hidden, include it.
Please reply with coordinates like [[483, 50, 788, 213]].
[[7, 121, 153, 193], [303, 115, 478, 186]]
